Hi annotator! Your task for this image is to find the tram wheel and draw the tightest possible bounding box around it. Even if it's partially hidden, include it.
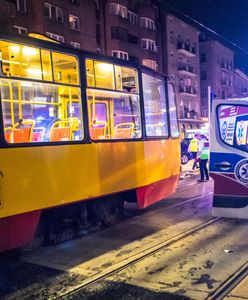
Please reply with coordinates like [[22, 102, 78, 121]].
[[98, 197, 124, 226]]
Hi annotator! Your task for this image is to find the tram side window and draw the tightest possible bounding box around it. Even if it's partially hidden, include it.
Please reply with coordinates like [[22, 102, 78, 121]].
[[217, 104, 248, 152], [168, 83, 179, 137], [115, 66, 139, 93], [87, 89, 142, 140], [41, 50, 53, 81], [142, 72, 168, 137], [1, 79, 84, 143], [0, 41, 42, 80], [52, 52, 79, 84], [94, 61, 115, 90]]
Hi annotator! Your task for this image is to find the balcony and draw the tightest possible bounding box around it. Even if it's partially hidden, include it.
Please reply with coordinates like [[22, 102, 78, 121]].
[[177, 42, 196, 57], [221, 62, 232, 71], [178, 64, 196, 76], [179, 86, 197, 96], [221, 79, 231, 86]]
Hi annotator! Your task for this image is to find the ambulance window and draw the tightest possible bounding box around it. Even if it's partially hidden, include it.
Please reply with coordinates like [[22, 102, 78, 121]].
[[217, 104, 248, 152]]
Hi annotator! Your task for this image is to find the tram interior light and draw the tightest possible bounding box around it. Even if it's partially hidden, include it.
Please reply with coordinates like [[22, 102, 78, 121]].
[[22, 47, 38, 56], [26, 68, 42, 77], [96, 63, 113, 72], [9, 45, 20, 53]]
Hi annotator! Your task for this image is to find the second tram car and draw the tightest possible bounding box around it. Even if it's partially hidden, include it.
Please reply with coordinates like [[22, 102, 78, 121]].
[[0, 33, 180, 253]]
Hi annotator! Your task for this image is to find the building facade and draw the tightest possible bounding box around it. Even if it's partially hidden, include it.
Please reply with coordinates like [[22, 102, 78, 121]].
[[199, 34, 234, 117], [233, 69, 248, 98], [164, 14, 202, 135], [2, 0, 248, 137]]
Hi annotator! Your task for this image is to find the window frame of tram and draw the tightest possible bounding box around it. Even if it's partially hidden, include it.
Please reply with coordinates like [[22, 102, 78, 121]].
[[142, 72, 170, 139], [85, 58, 142, 140], [167, 83, 180, 138], [0, 40, 84, 144], [217, 104, 248, 153]]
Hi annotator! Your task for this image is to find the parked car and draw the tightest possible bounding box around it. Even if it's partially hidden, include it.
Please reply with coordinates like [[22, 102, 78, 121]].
[[180, 138, 193, 164]]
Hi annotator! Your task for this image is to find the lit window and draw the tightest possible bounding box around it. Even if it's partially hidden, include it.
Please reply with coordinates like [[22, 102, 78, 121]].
[[142, 73, 169, 137], [17, 0, 27, 13], [140, 17, 156, 30], [141, 38, 157, 52], [46, 32, 64, 43], [13, 25, 28, 35], [70, 41, 81, 48], [110, 3, 127, 19], [112, 50, 129, 60], [142, 59, 157, 71], [69, 15, 80, 31], [86, 59, 141, 140], [44, 2, 64, 22]]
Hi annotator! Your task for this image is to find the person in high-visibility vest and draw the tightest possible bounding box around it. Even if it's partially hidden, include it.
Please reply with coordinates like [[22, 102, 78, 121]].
[[197, 134, 209, 182], [188, 134, 199, 170]]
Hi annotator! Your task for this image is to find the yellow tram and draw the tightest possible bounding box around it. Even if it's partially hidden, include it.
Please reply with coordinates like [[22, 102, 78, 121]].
[[0, 33, 180, 253]]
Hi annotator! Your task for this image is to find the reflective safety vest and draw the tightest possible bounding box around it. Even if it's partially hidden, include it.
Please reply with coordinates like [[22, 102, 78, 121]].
[[189, 138, 198, 152], [199, 140, 209, 160]]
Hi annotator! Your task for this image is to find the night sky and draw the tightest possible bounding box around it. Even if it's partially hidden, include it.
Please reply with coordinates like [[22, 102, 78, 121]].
[[163, 0, 248, 72]]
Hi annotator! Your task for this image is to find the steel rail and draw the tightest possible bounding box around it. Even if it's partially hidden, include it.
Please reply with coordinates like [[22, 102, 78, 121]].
[[207, 261, 248, 300], [57, 216, 221, 299]]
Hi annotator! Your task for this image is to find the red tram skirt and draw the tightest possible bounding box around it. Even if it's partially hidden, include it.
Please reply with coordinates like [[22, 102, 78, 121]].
[[136, 175, 179, 209], [0, 210, 41, 253]]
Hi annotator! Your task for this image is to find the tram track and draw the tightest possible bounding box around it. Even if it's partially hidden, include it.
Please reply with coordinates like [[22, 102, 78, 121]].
[[207, 261, 248, 300], [57, 216, 221, 299]]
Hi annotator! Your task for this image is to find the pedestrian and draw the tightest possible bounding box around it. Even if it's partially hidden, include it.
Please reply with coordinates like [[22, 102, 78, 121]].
[[197, 134, 209, 182], [188, 133, 199, 170]]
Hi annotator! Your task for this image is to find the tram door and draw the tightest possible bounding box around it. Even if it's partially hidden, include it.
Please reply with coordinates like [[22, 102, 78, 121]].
[[210, 99, 248, 219]]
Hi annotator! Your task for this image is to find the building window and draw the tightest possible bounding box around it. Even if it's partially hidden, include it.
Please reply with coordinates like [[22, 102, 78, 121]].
[[170, 31, 174, 44], [17, 0, 27, 13], [95, 0, 100, 19], [201, 88, 207, 97], [112, 50, 129, 60], [70, 0, 79, 5], [140, 17, 156, 30], [141, 38, 157, 52], [13, 25, 28, 35], [69, 15, 80, 31], [128, 11, 138, 24], [127, 34, 138, 44], [46, 32, 64, 43], [111, 27, 127, 41], [110, 3, 127, 19], [142, 59, 157, 71], [70, 41, 81, 48], [44, 2, 64, 22], [200, 53, 206, 63], [201, 71, 207, 80]]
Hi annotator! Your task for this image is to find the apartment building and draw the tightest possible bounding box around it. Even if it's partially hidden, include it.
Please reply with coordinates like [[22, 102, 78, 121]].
[[104, 0, 162, 71], [199, 33, 234, 117], [233, 69, 248, 98], [1, 0, 103, 51], [164, 14, 202, 134]]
